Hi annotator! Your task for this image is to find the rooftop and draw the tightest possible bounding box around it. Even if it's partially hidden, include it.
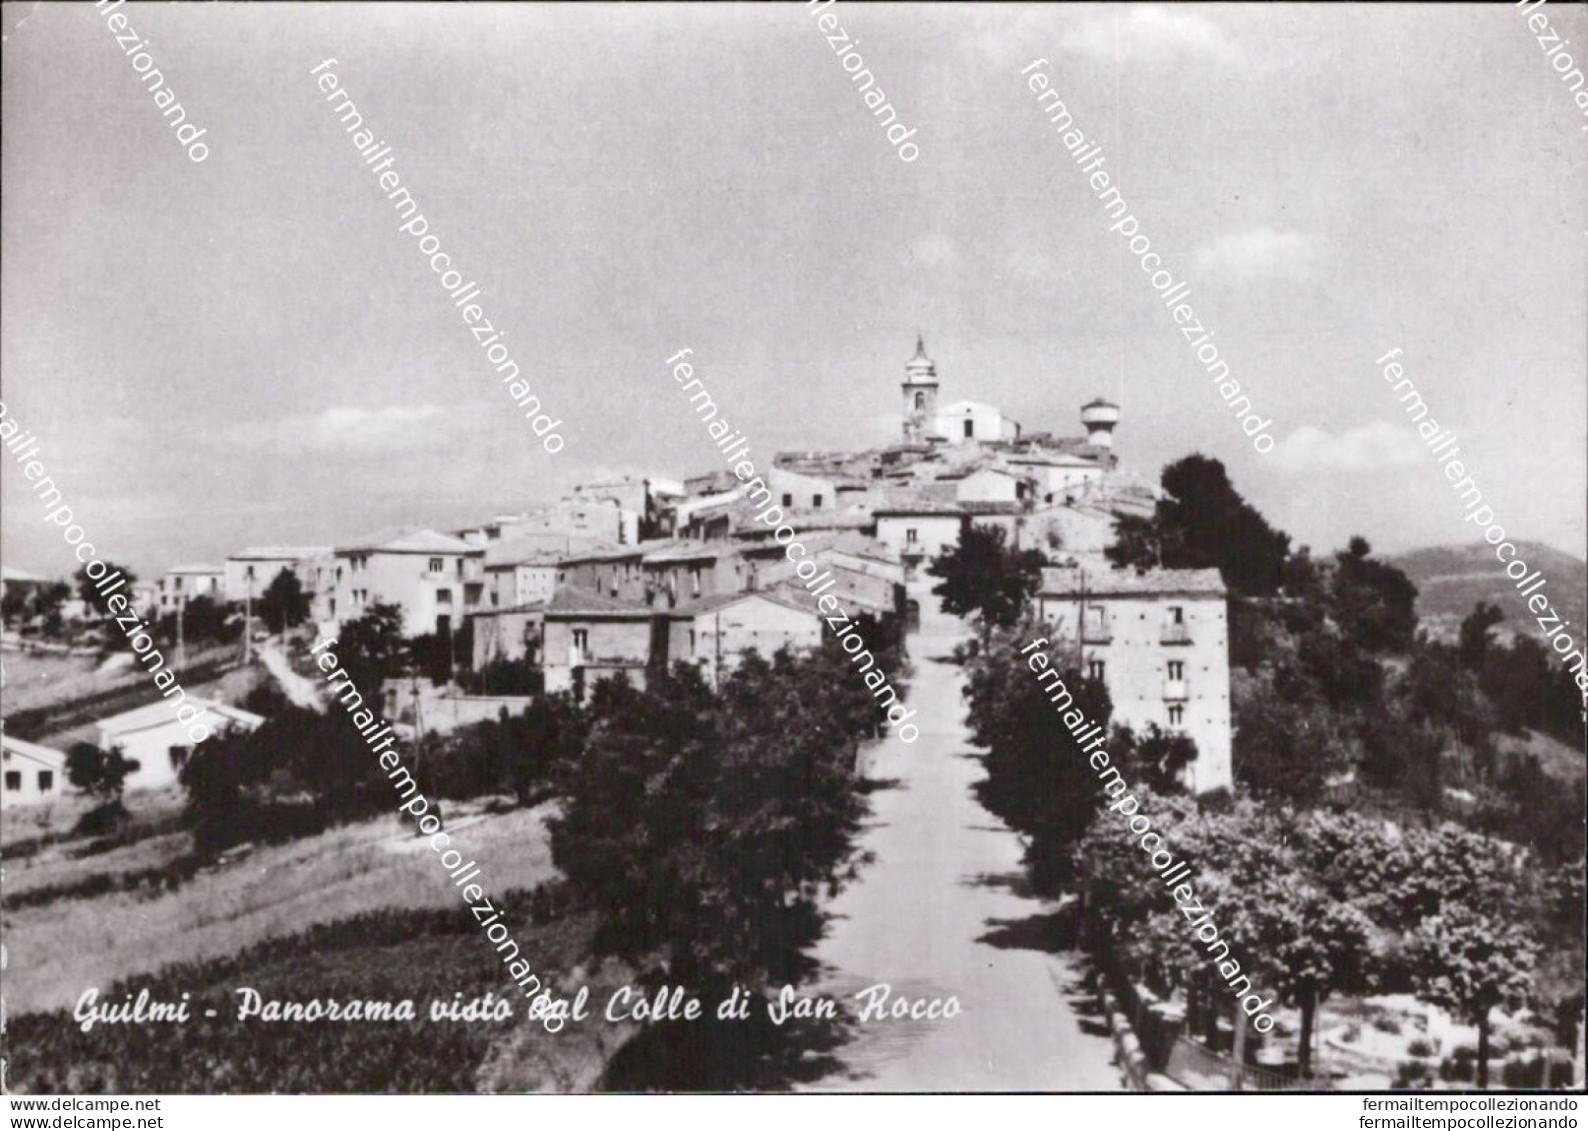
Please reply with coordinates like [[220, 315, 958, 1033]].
[[668, 589, 818, 618], [337, 528, 479, 555], [98, 697, 265, 736], [1, 732, 68, 768], [1039, 566, 1227, 598], [544, 585, 653, 618], [228, 546, 332, 561]]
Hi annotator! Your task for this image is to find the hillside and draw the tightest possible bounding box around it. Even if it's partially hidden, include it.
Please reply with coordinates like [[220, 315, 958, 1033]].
[[1390, 542, 1588, 645]]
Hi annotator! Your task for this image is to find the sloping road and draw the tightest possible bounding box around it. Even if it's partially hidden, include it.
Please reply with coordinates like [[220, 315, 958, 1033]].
[[797, 590, 1123, 1091]]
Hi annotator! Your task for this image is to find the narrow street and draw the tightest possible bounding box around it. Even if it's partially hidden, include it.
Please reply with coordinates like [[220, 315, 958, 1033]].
[[798, 588, 1123, 1090]]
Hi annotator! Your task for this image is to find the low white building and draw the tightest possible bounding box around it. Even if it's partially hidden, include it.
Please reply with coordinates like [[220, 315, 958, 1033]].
[[0, 732, 67, 809], [1035, 565, 1232, 795], [95, 698, 264, 794]]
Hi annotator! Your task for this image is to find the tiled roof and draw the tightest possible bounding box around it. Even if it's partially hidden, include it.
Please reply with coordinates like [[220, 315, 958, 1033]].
[[1, 733, 67, 768], [98, 698, 265, 736], [228, 546, 332, 561], [558, 539, 673, 566], [1039, 566, 1226, 598], [874, 501, 964, 516], [642, 542, 741, 564], [544, 585, 652, 618], [667, 589, 818, 618], [338, 528, 478, 555]]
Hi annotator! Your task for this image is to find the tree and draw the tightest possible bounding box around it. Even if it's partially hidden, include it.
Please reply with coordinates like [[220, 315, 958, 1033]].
[[65, 742, 140, 810], [75, 562, 136, 607], [1234, 881, 1374, 1078], [1407, 902, 1538, 1087], [1112, 724, 1198, 794], [1329, 538, 1418, 654], [337, 602, 409, 692], [1, 586, 28, 625], [927, 524, 1046, 630], [1459, 603, 1506, 672], [549, 652, 870, 1084], [964, 625, 1111, 890], [257, 568, 311, 634], [1107, 455, 1291, 596]]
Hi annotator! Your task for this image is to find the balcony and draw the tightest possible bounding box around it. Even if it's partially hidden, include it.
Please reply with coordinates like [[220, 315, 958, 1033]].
[[1161, 623, 1193, 645], [1163, 679, 1188, 701], [1081, 624, 1112, 645]]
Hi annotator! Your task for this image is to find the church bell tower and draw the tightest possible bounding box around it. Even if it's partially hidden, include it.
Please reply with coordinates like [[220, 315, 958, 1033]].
[[901, 335, 939, 443]]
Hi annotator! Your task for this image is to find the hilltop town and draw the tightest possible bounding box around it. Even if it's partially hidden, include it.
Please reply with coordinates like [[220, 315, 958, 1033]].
[[2, 337, 1230, 802]]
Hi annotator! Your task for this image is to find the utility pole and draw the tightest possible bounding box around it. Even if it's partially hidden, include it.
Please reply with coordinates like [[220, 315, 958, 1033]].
[[243, 579, 253, 665], [177, 599, 186, 670], [1230, 1006, 1247, 1091]]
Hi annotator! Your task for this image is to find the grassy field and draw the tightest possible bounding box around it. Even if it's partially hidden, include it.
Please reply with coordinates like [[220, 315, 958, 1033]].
[[3, 893, 601, 1093], [2, 799, 560, 1016]]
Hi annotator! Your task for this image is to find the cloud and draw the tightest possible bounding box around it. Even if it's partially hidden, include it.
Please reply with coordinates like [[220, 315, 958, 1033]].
[[1193, 226, 1326, 284], [1271, 422, 1426, 474], [1060, 7, 1244, 65], [222, 404, 448, 453]]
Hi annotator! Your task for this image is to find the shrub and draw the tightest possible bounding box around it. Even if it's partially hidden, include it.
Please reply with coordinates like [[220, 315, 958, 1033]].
[[1371, 1015, 1403, 1035], [1395, 1060, 1433, 1088], [1406, 1036, 1437, 1057], [1502, 1056, 1546, 1089]]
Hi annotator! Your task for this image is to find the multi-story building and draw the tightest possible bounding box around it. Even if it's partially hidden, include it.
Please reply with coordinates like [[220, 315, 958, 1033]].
[[665, 591, 824, 687], [1035, 565, 1231, 795], [555, 543, 663, 605], [540, 586, 655, 701], [223, 546, 330, 603], [873, 505, 966, 580], [328, 529, 485, 637], [156, 564, 225, 614], [640, 543, 751, 610]]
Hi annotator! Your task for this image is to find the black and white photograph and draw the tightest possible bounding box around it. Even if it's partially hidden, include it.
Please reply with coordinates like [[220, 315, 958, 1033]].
[[0, 0, 1584, 1112]]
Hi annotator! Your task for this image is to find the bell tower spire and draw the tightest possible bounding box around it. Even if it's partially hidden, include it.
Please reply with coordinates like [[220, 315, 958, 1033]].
[[901, 335, 939, 443]]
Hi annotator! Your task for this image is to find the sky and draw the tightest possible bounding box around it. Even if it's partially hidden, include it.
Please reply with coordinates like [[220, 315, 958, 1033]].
[[3, 2, 1585, 580]]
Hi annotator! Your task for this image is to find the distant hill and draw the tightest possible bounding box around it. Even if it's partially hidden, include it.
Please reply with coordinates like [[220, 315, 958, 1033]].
[[1389, 542, 1588, 646]]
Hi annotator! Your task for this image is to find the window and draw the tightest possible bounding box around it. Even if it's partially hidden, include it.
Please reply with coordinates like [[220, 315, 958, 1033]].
[[691, 567, 702, 597], [4, 771, 20, 791], [1167, 661, 1185, 681], [1168, 705, 1184, 727], [168, 747, 191, 772], [38, 770, 54, 792], [813, 494, 823, 508], [246, 565, 255, 580], [572, 628, 589, 654], [782, 494, 793, 507], [1088, 659, 1106, 682], [429, 557, 444, 573], [914, 391, 926, 411], [963, 420, 974, 439], [1170, 606, 1184, 625], [906, 528, 919, 545], [689, 629, 697, 653]]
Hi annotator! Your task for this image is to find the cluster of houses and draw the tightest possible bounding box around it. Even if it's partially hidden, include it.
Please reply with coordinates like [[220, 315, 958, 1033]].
[[1, 338, 1234, 810]]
